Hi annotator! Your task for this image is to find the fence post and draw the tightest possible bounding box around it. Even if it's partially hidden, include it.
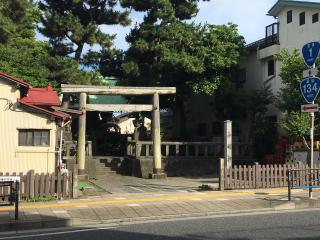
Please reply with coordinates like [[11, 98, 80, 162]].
[[72, 165, 78, 199], [219, 158, 225, 191], [29, 170, 35, 199], [254, 162, 259, 189], [288, 170, 291, 201], [224, 120, 232, 169]]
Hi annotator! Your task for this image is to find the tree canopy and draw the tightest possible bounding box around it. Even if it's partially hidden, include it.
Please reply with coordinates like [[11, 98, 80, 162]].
[[104, 0, 245, 99], [0, 0, 103, 88], [39, 0, 131, 64]]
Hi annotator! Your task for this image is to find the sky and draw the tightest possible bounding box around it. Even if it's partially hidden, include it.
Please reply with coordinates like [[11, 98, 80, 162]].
[[101, 0, 278, 50]]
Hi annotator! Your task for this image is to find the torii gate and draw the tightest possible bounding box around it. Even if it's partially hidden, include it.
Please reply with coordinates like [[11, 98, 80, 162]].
[[61, 84, 176, 178]]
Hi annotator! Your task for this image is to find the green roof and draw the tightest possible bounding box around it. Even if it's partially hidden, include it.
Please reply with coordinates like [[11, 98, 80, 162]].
[[268, 0, 320, 16], [88, 79, 127, 104]]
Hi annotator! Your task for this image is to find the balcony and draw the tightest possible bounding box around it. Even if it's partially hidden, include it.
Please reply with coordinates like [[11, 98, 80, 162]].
[[247, 23, 279, 50]]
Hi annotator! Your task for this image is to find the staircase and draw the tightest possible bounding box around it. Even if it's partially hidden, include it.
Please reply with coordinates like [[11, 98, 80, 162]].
[[87, 156, 126, 179]]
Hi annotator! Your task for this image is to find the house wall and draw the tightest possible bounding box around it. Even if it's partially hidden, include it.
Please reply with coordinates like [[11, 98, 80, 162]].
[[118, 117, 151, 135], [278, 6, 320, 53], [0, 77, 57, 174]]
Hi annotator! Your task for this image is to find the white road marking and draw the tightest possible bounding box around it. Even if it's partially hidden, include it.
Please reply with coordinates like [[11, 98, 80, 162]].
[[127, 204, 140, 207], [24, 212, 39, 215], [177, 190, 188, 193], [215, 198, 229, 201], [58, 201, 70, 204], [76, 205, 88, 208], [191, 198, 202, 201], [129, 186, 145, 192], [195, 192, 206, 195], [53, 210, 67, 214], [114, 197, 126, 200], [0, 227, 116, 239]]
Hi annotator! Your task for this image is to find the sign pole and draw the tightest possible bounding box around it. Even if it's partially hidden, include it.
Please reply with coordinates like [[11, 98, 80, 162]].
[[310, 63, 316, 198]]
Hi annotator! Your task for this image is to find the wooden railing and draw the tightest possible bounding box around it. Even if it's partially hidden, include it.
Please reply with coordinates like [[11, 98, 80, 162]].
[[127, 141, 252, 158]]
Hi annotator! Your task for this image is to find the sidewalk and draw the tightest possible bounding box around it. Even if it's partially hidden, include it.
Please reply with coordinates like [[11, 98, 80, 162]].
[[1, 188, 320, 232]]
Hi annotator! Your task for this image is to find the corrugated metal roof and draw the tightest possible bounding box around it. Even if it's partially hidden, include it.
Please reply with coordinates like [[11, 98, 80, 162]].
[[20, 84, 61, 106]]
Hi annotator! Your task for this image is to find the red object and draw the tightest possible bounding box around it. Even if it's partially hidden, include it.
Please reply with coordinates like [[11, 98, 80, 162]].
[[0, 71, 31, 88], [19, 100, 69, 121], [20, 84, 61, 106]]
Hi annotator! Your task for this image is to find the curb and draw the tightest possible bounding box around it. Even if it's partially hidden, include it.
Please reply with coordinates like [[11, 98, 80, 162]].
[[2, 198, 320, 232]]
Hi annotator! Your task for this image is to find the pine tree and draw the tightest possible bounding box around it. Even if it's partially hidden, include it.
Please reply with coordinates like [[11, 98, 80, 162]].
[[101, 0, 245, 138], [39, 0, 131, 64]]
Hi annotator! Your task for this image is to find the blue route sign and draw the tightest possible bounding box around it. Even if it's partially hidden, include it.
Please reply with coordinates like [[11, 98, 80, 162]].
[[302, 42, 320, 67], [300, 77, 320, 103]]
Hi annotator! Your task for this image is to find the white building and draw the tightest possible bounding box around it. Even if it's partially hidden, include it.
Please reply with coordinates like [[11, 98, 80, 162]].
[[186, 0, 320, 142]]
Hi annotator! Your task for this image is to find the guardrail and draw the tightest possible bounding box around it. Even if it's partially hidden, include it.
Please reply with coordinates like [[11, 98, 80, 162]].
[[287, 168, 320, 201]]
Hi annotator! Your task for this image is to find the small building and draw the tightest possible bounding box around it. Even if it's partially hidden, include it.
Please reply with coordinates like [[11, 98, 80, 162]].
[[0, 71, 73, 174], [117, 113, 151, 135]]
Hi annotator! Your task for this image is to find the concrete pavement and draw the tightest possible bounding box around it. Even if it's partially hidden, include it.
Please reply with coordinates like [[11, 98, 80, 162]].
[[1, 188, 320, 232]]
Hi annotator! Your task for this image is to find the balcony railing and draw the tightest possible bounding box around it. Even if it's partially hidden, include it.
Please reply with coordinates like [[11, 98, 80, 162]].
[[247, 23, 279, 49]]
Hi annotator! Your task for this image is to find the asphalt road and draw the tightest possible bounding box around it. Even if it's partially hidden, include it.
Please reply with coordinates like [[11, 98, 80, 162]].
[[3, 209, 320, 240]]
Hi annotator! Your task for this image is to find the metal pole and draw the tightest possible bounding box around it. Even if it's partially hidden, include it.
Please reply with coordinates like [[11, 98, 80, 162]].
[[15, 181, 19, 220], [310, 62, 316, 198]]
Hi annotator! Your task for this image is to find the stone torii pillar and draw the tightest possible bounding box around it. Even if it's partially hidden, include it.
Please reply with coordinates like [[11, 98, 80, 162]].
[[152, 93, 164, 178], [77, 92, 87, 175]]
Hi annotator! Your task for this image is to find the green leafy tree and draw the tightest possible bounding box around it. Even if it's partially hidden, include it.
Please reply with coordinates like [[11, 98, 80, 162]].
[[103, 1, 244, 137], [275, 49, 311, 113], [276, 49, 319, 163], [0, 0, 35, 43], [0, 0, 96, 88], [38, 0, 131, 64]]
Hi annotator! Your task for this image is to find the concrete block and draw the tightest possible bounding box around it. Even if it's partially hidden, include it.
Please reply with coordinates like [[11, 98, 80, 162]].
[[150, 173, 167, 179]]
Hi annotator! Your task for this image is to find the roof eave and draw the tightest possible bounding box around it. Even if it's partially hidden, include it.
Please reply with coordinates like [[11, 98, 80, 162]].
[[0, 71, 31, 88], [19, 100, 70, 121], [268, 1, 320, 17]]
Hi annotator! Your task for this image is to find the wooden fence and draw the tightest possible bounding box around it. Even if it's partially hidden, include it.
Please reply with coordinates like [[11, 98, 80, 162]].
[[224, 164, 320, 190], [0, 171, 71, 200]]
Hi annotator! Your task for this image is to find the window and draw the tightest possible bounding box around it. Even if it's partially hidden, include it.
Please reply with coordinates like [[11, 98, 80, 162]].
[[300, 12, 305, 25], [267, 59, 275, 76], [18, 129, 50, 146], [197, 123, 207, 137], [312, 13, 319, 23], [287, 10, 292, 23]]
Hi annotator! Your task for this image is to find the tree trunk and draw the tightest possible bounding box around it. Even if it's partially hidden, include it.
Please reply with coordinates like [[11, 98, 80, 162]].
[[301, 136, 311, 165], [75, 44, 84, 63], [173, 96, 188, 140]]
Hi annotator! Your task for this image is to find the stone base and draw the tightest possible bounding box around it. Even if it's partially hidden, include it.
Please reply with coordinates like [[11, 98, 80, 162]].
[[77, 174, 88, 181], [150, 173, 167, 179]]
